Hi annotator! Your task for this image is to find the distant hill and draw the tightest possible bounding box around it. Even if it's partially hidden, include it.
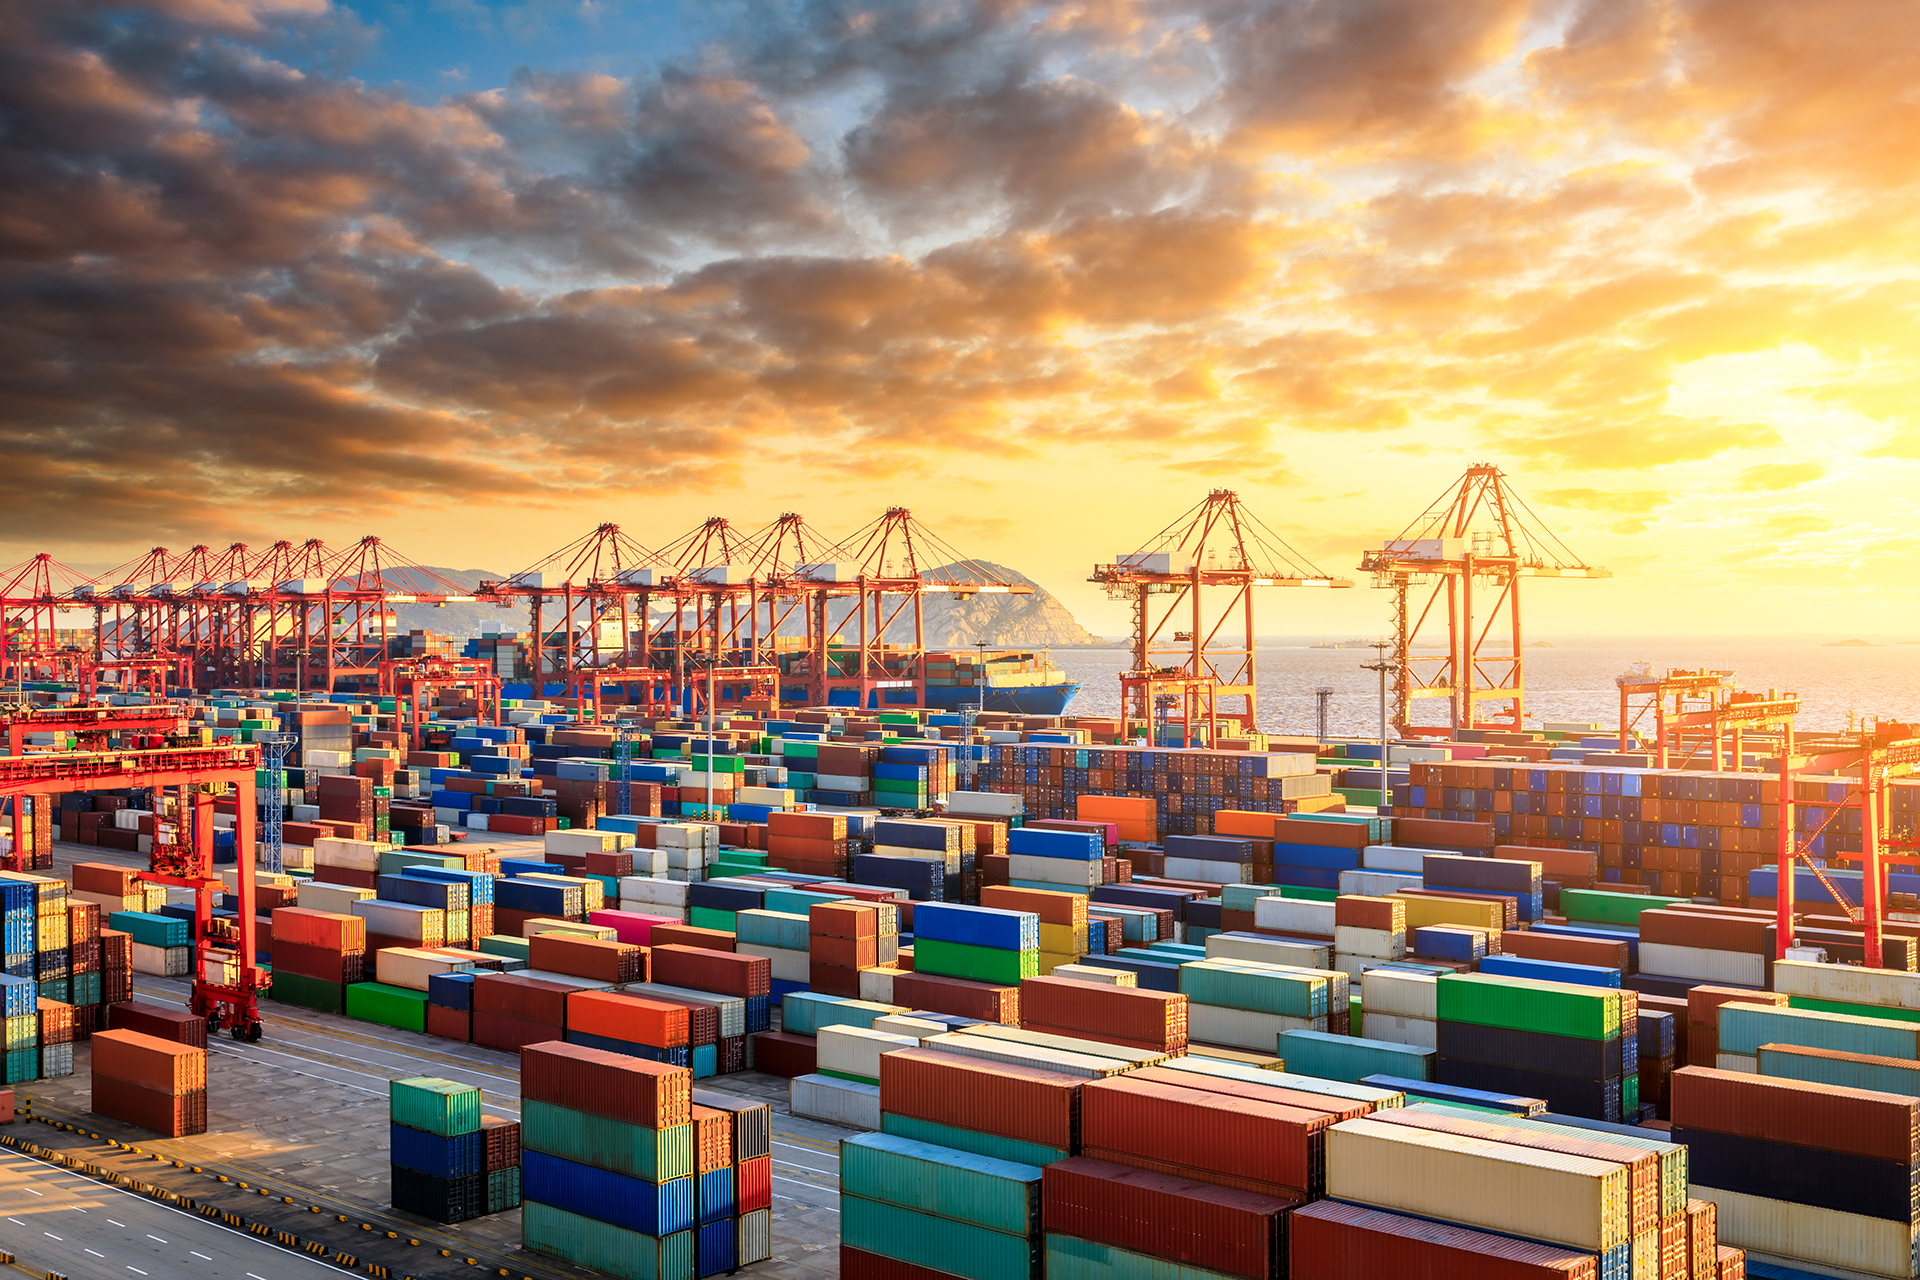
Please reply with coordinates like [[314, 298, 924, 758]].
[[389, 562, 1102, 648]]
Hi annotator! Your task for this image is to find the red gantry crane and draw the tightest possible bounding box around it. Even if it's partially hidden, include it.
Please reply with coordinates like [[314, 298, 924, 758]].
[[1361, 464, 1609, 733], [1091, 490, 1351, 744]]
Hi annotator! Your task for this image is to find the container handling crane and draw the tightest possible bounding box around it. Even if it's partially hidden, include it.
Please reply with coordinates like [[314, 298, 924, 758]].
[[1362, 464, 1608, 732], [0, 744, 268, 1038], [1092, 490, 1351, 744], [1615, 666, 1800, 771]]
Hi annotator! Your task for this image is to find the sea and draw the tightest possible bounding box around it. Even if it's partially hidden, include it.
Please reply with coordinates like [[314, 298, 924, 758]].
[[1046, 637, 1920, 740]]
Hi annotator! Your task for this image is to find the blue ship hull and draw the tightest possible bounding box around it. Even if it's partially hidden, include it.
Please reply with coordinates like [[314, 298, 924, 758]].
[[919, 682, 1082, 715]]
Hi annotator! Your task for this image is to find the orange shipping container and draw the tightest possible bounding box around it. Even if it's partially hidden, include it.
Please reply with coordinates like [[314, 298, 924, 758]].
[[565, 990, 689, 1049], [982, 885, 1088, 928], [528, 932, 648, 983], [810, 902, 878, 939], [92, 1029, 206, 1094], [271, 906, 366, 951]]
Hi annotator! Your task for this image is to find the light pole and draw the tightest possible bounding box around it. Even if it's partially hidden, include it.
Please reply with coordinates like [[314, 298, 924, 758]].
[[1361, 642, 1399, 808]]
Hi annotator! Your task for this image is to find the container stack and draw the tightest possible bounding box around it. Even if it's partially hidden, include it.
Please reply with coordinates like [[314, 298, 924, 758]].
[[692, 1088, 773, 1269], [1021, 974, 1187, 1054], [1434, 973, 1627, 1120], [269, 906, 367, 1014], [880, 1044, 1084, 1167], [650, 945, 772, 1033], [1179, 957, 1328, 1051], [38, 997, 74, 1078], [809, 901, 886, 999], [981, 886, 1087, 977], [1359, 968, 1437, 1051], [67, 899, 102, 1036], [0, 975, 36, 1083], [733, 907, 809, 991], [766, 811, 848, 882], [100, 927, 132, 1006], [839, 1131, 1044, 1280], [90, 1028, 207, 1136], [520, 1041, 698, 1280], [0, 873, 73, 1004], [1332, 893, 1406, 972], [565, 989, 691, 1067], [472, 973, 575, 1052], [108, 909, 191, 977], [912, 903, 1038, 987], [481, 1115, 523, 1214], [1006, 826, 1103, 896], [1046, 1156, 1299, 1280], [389, 1076, 487, 1223], [1, 880, 33, 982], [1672, 1065, 1912, 1280]]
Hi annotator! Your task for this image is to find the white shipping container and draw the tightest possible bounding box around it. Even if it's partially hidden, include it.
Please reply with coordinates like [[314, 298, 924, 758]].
[[857, 967, 897, 1005], [621, 901, 688, 923], [737, 786, 794, 807], [1186, 1003, 1324, 1052], [1328, 1117, 1628, 1253], [1253, 897, 1335, 936], [619, 876, 690, 908], [1049, 963, 1137, 987], [1362, 969, 1438, 1020], [665, 868, 706, 883], [1334, 925, 1405, 960], [1715, 1053, 1757, 1074], [814, 773, 869, 792], [1363, 1014, 1437, 1051], [351, 899, 440, 942], [296, 881, 376, 913], [545, 830, 623, 856], [1638, 941, 1765, 986], [871, 1014, 948, 1042], [1165, 857, 1252, 884], [1340, 869, 1423, 896], [1362, 845, 1428, 874], [817, 1026, 918, 1081], [132, 943, 191, 977], [1773, 959, 1920, 1012], [1007, 854, 1101, 888], [664, 846, 712, 870], [1205, 933, 1332, 970], [377, 948, 474, 991], [313, 837, 383, 871], [654, 824, 717, 850], [1700, 1186, 1920, 1280], [945, 791, 1023, 818], [678, 771, 739, 792], [790, 1073, 880, 1130], [736, 942, 809, 983]]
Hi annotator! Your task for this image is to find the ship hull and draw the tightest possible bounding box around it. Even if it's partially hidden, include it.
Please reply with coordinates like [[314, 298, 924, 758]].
[[920, 682, 1082, 716]]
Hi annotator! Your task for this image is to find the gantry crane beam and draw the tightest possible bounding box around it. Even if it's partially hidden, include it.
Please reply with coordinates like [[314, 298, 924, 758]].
[[1361, 464, 1609, 732], [1661, 692, 1800, 772], [1616, 667, 1733, 753], [1775, 728, 1920, 969], [378, 657, 502, 742], [0, 702, 189, 755], [1092, 490, 1350, 742]]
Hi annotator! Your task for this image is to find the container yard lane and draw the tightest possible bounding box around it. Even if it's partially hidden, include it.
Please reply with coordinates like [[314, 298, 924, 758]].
[[0, 1144, 337, 1280]]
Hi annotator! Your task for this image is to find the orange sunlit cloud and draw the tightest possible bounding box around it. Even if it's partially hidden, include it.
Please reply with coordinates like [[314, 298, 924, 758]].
[[1, 0, 1917, 636]]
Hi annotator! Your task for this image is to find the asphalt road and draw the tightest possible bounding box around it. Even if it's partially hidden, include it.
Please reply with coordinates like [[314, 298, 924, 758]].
[[0, 1145, 340, 1280]]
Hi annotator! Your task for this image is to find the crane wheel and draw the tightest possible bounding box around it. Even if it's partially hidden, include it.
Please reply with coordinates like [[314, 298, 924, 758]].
[[246, 1021, 263, 1043]]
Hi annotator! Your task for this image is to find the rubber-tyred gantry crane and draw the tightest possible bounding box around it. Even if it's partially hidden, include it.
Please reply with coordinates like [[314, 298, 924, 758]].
[[1091, 490, 1352, 742], [1361, 464, 1609, 732], [1775, 724, 1920, 969]]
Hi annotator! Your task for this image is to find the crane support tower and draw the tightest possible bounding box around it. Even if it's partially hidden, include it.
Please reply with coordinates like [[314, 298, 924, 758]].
[[1092, 491, 1352, 744], [1361, 464, 1609, 733]]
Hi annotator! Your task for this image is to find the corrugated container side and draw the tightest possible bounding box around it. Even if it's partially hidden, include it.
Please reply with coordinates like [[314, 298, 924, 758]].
[[1696, 1185, 1918, 1280], [1288, 1198, 1598, 1280], [839, 1132, 1042, 1237], [522, 1151, 694, 1236], [521, 1201, 694, 1280], [878, 1048, 1081, 1150], [521, 1098, 693, 1182], [1080, 1076, 1330, 1196], [840, 1194, 1041, 1280], [1669, 1064, 1920, 1164], [1043, 1156, 1296, 1280], [520, 1041, 691, 1128]]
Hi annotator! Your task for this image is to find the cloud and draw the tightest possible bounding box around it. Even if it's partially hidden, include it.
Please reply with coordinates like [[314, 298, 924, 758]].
[[1538, 488, 1671, 514], [1734, 461, 1825, 491], [1490, 419, 1783, 468]]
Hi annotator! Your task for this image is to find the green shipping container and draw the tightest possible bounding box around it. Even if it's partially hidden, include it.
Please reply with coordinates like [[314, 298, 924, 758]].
[[1277, 1030, 1432, 1083], [708, 861, 768, 881], [764, 888, 848, 916], [108, 911, 191, 949], [687, 907, 737, 933], [1758, 1043, 1920, 1094], [1717, 1002, 1920, 1060], [4, 1047, 36, 1083], [841, 1133, 1042, 1237], [485, 1167, 521, 1214], [270, 970, 343, 1014], [735, 910, 810, 952], [477, 936, 531, 961], [913, 938, 1038, 986], [522, 1201, 694, 1280], [522, 1098, 694, 1182], [390, 1076, 482, 1137], [1558, 888, 1687, 927], [347, 982, 428, 1033], [1788, 995, 1920, 1026], [819, 1068, 881, 1087], [1277, 885, 1338, 903], [1046, 1232, 1241, 1280], [1179, 963, 1328, 1019], [880, 1113, 1069, 1168], [1435, 973, 1622, 1040], [842, 1195, 1039, 1280], [781, 994, 901, 1037]]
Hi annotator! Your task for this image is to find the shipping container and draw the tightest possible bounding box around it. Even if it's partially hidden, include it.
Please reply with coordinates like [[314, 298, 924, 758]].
[[1288, 1199, 1598, 1280], [1081, 1075, 1331, 1196], [522, 1098, 693, 1182], [521, 1041, 691, 1128], [91, 1029, 205, 1092], [841, 1132, 1042, 1237], [1043, 1156, 1295, 1280], [523, 1150, 694, 1236], [879, 1047, 1082, 1151], [1697, 1185, 1917, 1280], [841, 1195, 1041, 1280], [390, 1076, 481, 1137], [1670, 1064, 1918, 1163], [522, 1201, 694, 1280]]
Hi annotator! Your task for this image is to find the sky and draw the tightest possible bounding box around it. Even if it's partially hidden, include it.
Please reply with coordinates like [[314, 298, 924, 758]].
[[3, 0, 1918, 640]]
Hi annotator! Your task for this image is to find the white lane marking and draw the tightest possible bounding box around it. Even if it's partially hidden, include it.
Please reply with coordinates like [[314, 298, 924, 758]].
[[108, 1219, 126, 1226], [191, 1251, 213, 1260], [86, 1248, 105, 1256], [129, 1268, 148, 1275], [772, 1157, 836, 1175], [250, 1273, 271, 1278], [5, 1217, 24, 1225], [72, 1206, 88, 1211], [44, 1232, 63, 1240], [23, 1187, 42, 1195], [147, 1233, 167, 1242]]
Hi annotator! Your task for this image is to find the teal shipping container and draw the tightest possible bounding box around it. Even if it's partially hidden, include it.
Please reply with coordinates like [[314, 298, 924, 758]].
[[522, 1201, 693, 1280], [781, 993, 900, 1037], [1158, 1055, 1406, 1108], [841, 1195, 1041, 1280], [878, 1112, 1069, 1168], [1277, 1029, 1433, 1083], [1179, 963, 1328, 1018], [735, 909, 810, 952], [522, 1098, 694, 1182], [1757, 1042, 1920, 1093], [1044, 1232, 1244, 1280], [1717, 1002, 1920, 1060], [390, 1076, 481, 1136], [840, 1133, 1041, 1237], [107, 911, 190, 949]]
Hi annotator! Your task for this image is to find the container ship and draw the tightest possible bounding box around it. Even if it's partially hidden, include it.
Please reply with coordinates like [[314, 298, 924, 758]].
[[921, 649, 1081, 715]]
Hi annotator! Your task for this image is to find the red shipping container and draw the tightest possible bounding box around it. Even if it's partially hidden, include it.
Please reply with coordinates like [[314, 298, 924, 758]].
[[529, 933, 648, 983], [73, 862, 144, 895], [1045, 1157, 1299, 1280], [1640, 910, 1769, 953], [1289, 1199, 1598, 1280], [91, 1078, 207, 1138], [651, 924, 736, 952], [472, 973, 574, 1024], [1333, 896, 1404, 931], [811, 935, 878, 970], [640, 993, 718, 1047], [271, 906, 366, 951], [269, 941, 364, 984], [105, 1003, 207, 1049], [879, 1048, 1080, 1151], [427, 1003, 470, 1042], [482, 1115, 521, 1171], [808, 962, 861, 999], [1500, 930, 1630, 973], [520, 1040, 690, 1128], [840, 1247, 953, 1280], [92, 1030, 206, 1093], [567, 991, 689, 1049], [471, 1010, 562, 1053], [736, 1154, 771, 1211], [1127, 1067, 1369, 1124], [749, 1031, 817, 1077], [314, 865, 378, 890], [1081, 1075, 1331, 1195], [1670, 1065, 1920, 1164], [770, 811, 847, 840], [1686, 986, 1787, 1026], [652, 945, 770, 998], [692, 1105, 732, 1173], [1717, 1246, 1746, 1279], [1020, 976, 1186, 1053], [1396, 817, 1496, 851], [1495, 845, 1599, 884], [810, 902, 879, 939], [888, 973, 1019, 1025], [1659, 1215, 1688, 1280], [0, 1087, 12, 1124], [981, 886, 1087, 928], [1269, 819, 1369, 850]]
